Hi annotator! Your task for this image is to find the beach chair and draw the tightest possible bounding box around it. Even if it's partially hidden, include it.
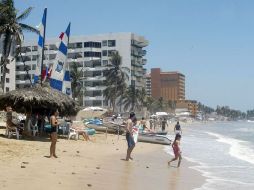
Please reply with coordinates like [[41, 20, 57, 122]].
[[6, 126, 20, 140], [30, 125, 39, 136], [58, 122, 71, 137], [68, 127, 79, 140]]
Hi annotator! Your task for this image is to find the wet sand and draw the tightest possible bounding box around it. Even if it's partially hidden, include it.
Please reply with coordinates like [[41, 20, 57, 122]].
[[0, 128, 205, 190]]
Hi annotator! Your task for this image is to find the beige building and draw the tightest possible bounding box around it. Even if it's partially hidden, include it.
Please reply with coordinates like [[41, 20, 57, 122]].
[[150, 68, 185, 101], [176, 100, 198, 117]]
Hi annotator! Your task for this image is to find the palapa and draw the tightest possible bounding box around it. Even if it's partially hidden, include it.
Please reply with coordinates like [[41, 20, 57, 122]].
[[0, 84, 80, 116]]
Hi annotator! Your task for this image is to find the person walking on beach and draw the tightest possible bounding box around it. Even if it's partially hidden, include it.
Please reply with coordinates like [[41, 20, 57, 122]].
[[125, 112, 136, 161], [140, 117, 149, 132], [49, 110, 59, 158], [161, 118, 168, 131], [174, 121, 182, 134], [149, 118, 153, 130], [168, 134, 182, 167]]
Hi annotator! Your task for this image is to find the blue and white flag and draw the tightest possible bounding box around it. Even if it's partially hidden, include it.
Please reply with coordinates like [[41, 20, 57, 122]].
[[50, 23, 72, 97], [34, 8, 47, 83]]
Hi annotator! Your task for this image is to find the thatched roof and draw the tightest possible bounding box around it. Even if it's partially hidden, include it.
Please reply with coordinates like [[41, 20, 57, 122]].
[[0, 84, 80, 116]]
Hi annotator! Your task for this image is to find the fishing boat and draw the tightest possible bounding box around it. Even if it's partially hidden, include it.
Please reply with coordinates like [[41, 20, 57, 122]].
[[138, 133, 171, 145]]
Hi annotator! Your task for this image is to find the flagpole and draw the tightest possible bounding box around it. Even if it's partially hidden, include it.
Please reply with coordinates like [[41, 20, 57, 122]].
[[40, 8, 47, 86], [67, 22, 71, 71]]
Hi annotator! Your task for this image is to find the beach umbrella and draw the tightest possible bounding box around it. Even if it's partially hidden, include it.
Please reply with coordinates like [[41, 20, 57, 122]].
[[0, 84, 80, 116]]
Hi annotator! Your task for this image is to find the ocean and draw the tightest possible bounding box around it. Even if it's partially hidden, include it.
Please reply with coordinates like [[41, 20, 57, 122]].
[[164, 121, 254, 190]]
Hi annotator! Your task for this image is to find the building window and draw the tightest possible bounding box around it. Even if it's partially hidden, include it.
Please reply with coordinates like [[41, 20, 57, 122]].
[[32, 64, 36, 70], [84, 51, 101, 58], [102, 60, 108, 65], [76, 42, 82, 48], [108, 40, 116, 47], [6, 78, 9, 83], [102, 40, 107, 46], [32, 46, 38, 51], [84, 42, 101, 48], [5, 87, 9, 92], [102, 50, 107, 56], [131, 80, 135, 86], [6, 69, 10, 74], [108, 50, 116, 56], [32, 55, 37, 61]]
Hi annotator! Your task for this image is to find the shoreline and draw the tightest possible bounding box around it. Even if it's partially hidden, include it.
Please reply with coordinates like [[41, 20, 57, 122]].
[[0, 128, 206, 190]]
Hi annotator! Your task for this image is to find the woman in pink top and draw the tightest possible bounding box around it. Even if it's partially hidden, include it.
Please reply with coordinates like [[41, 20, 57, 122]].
[[168, 134, 182, 167]]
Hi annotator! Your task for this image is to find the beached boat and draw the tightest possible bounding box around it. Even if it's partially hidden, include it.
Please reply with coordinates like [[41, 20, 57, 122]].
[[138, 133, 171, 145], [86, 123, 125, 135]]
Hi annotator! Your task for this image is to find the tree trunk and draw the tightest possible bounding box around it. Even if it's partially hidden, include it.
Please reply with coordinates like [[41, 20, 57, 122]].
[[0, 60, 7, 92]]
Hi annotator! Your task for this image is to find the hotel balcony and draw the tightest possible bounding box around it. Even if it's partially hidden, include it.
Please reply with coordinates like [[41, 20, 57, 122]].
[[16, 71, 28, 75], [16, 79, 31, 84], [142, 59, 147, 65], [85, 76, 105, 81], [131, 39, 149, 48], [84, 96, 104, 101], [86, 86, 106, 91]]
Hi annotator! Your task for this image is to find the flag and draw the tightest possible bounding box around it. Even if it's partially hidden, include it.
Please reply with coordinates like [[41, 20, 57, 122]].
[[50, 23, 72, 97], [42, 65, 52, 82], [34, 8, 47, 83]]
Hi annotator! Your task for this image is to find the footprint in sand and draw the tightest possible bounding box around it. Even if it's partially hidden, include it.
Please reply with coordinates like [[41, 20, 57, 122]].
[[146, 166, 149, 168], [21, 166, 26, 168], [71, 172, 76, 175], [22, 162, 29, 164], [96, 166, 100, 169], [87, 184, 92, 187], [76, 151, 80, 153]]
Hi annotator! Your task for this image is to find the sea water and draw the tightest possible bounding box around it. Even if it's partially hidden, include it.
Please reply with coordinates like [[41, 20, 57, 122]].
[[164, 121, 254, 190]]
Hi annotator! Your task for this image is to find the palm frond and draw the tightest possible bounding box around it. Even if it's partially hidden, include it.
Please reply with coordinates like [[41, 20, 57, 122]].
[[19, 23, 39, 34], [16, 7, 33, 21]]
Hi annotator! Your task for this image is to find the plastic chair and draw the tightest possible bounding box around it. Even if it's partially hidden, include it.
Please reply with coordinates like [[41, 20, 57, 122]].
[[68, 127, 79, 140], [31, 125, 39, 136], [6, 127, 20, 140]]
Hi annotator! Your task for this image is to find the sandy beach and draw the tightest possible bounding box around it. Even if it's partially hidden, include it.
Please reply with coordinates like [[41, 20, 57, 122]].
[[0, 126, 205, 190]]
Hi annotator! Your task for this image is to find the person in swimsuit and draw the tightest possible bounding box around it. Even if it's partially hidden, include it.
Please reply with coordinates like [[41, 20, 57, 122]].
[[125, 112, 137, 161], [161, 118, 168, 132], [49, 110, 59, 158], [168, 134, 182, 167], [174, 121, 182, 135]]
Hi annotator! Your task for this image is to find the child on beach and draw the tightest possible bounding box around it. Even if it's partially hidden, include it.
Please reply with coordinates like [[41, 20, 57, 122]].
[[168, 134, 182, 167]]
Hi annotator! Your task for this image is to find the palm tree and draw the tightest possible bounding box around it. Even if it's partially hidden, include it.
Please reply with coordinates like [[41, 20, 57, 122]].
[[103, 51, 129, 112], [121, 85, 141, 111], [145, 96, 156, 113], [0, 0, 38, 92], [158, 97, 164, 111], [70, 61, 84, 105], [138, 87, 147, 109]]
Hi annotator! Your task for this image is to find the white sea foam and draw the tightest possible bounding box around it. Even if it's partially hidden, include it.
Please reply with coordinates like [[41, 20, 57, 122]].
[[164, 145, 254, 190], [234, 127, 254, 133], [206, 132, 254, 165]]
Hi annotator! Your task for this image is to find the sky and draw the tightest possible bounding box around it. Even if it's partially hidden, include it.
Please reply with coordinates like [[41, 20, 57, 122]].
[[15, 0, 254, 111]]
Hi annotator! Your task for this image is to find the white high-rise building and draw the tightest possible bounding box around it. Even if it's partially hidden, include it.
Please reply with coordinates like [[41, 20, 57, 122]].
[[4, 33, 148, 107]]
